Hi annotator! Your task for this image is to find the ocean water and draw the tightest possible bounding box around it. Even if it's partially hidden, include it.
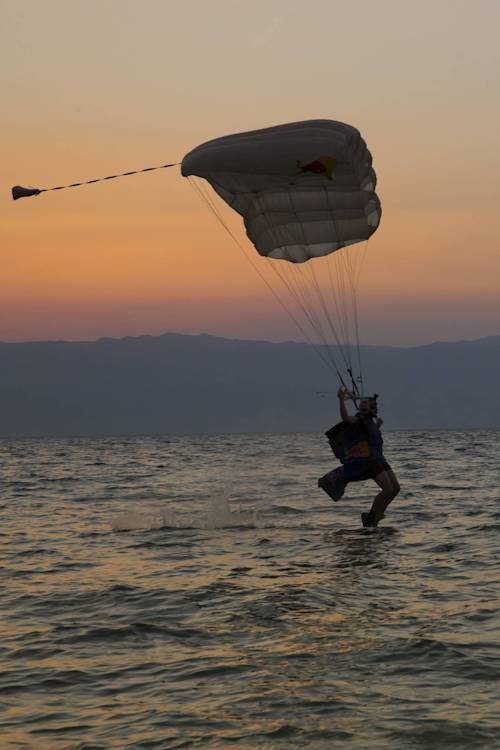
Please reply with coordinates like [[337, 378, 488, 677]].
[[1, 431, 499, 750]]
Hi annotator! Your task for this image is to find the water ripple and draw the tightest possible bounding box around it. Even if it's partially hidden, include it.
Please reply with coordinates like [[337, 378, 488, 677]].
[[1, 432, 499, 749]]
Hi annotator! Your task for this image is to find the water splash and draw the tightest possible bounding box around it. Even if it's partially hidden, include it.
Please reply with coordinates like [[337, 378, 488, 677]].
[[111, 489, 258, 532], [203, 493, 258, 529]]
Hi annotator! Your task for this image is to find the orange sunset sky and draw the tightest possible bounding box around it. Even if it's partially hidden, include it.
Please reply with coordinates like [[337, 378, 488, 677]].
[[2, 0, 499, 345]]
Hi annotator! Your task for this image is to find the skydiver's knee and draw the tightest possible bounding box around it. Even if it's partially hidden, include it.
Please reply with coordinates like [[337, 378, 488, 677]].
[[392, 481, 401, 497]]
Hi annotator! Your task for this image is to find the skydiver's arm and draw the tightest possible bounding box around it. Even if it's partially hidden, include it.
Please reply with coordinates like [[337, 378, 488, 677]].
[[339, 392, 349, 421], [337, 388, 358, 424]]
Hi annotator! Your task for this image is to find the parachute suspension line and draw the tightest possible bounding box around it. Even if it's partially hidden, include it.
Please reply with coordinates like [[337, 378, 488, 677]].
[[266, 262, 320, 343], [331, 247, 361, 395], [347, 258, 362, 393], [326, 252, 352, 369], [294, 262, 346, 370], [268, 261, 334, 369], [336, 249, 355, 374], [12, 163, 180, 200], [186, 178, 338, 378], [265, 259, 346, 383], [312, 258, 358, 400], [345, 240, 368, 394], [325, 244, 356, 386], [347, 238, 369, 393], [189, 178, 240, 243], [306, 261, 352, 373]]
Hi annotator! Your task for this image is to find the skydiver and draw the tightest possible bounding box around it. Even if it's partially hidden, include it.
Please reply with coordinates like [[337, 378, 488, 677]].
[[318, 387, 400, 527]]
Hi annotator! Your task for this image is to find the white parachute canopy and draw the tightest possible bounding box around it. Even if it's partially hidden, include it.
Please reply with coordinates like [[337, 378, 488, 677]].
[[181, 119, 381, 264], [182, 120, 382, 389]]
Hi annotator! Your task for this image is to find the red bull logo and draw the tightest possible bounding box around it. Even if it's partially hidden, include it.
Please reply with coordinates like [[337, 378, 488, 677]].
[[297, 154, 337, 179], [345, 440, 371, 459]]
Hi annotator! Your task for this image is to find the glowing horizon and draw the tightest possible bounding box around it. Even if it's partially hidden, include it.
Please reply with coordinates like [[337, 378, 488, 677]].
[[3, 1, 499, 346]]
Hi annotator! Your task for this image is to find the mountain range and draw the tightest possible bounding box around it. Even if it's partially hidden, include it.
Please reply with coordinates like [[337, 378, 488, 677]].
[[1, 332, 499, 436]]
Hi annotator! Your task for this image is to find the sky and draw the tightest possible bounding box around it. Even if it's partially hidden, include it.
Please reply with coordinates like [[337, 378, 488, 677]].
[[2, 0, 500, 346]]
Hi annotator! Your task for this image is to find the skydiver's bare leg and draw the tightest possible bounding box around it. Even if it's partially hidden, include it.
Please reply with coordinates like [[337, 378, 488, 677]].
[[363, 469, 400, 526]]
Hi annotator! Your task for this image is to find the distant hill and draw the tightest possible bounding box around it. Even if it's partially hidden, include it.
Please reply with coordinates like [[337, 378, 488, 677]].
[[1, 332, 500, 436]]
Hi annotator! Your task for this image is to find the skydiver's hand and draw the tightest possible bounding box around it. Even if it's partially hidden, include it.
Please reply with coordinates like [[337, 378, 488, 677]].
[[337, 387, 349, 400]]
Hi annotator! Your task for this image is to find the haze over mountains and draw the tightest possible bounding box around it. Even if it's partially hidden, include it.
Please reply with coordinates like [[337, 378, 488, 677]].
[[1, 332, 499, 437]]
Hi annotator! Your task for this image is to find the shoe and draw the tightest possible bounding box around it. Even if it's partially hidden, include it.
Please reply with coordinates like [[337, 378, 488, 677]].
[[361, 511, 377, 528], [318, 476, 345, 502]]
